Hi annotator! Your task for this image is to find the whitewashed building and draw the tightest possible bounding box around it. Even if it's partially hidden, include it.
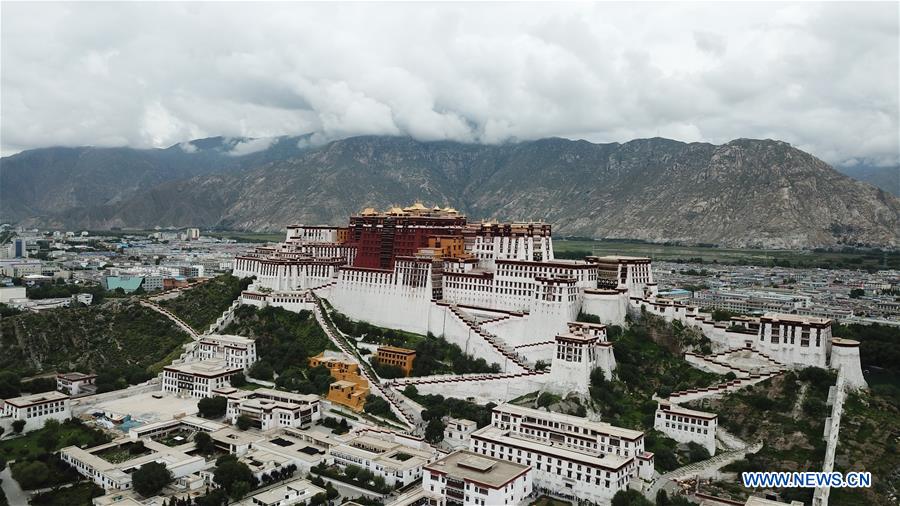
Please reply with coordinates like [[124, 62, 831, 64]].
[[218, 387, 322, 430], [654, 401, 718, 455], [0, 391, 71, 433], [545, 322, 616, 397], [161, 359, 243, 398], [444, 418, 478, 450], [468, 404, 653, 504], [330, 433, 436, 489], [423, 450, 532, 506]]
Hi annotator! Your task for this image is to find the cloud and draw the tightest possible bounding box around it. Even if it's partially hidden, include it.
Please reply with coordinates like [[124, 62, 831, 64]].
[[228, 137, 276, 156], [0, 2, 897, 165]]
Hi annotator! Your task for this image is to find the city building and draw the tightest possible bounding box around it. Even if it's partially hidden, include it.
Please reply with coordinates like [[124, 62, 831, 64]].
[[161, 359, 243, 398], [375, 346, 417, 376], [103, 275, 145, 293], [654, 401, 718, 455], [0, 391, 71, 433], [56, 371, 97, 396], [423, 450, 532, 506]]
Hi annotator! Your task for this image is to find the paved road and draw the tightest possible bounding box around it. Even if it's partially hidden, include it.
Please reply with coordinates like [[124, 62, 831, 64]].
[[1, 466, 28, 506]]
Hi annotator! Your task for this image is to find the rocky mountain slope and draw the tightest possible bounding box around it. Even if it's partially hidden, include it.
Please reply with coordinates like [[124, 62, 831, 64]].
[[835, 163, 899, 197], [3, 136, 899, 248]]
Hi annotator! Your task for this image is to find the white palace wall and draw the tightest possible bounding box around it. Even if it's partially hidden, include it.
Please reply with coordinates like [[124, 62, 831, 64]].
[[411, 375, 548, 404], [581, 290, 628, 326]]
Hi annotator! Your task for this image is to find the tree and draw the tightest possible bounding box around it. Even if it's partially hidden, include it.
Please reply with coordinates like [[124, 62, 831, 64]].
[[326, 482, 339, 500], [363, 396, 392, 418], [850, 288, 865, 298], [612, 489, 654, 506], [248, 361, 274, 381], [197, 396, 227, 418], [13, 461, 49, 489], [214, 457, 257, 496], [132, 462, 173, 497], [12, 420, 25, 433], [194, 431, 216, 454], [230, 372, 247, 387], [236, 414, 252, 430], [424, 418, 445, 444]]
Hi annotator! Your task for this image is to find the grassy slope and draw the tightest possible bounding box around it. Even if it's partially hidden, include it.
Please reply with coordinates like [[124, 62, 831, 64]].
[[0, 299, 190, 376], [159, 274, 251, 331], [689, 369, 836, 505]]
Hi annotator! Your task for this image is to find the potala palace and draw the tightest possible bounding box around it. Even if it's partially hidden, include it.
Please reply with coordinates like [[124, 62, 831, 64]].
[[233, 203, 866, 389], [226, 203, 868, 504]]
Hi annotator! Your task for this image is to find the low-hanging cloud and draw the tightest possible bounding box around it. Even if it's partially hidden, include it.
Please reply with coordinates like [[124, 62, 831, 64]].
[[1, 2, 897, 166]]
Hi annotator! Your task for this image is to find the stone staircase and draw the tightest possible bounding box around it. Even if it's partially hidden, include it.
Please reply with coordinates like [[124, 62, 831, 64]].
[[667, 371, 784, 404], [387, 370, 550, 387], [205, 299, 241, 335], [446, 304, 533, 372], [139, 300, 200, 339], [309, 293, 417, 429], [647, 440, 763, 499]]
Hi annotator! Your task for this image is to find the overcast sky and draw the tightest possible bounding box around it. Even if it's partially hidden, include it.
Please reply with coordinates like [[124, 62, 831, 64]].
[[2, 2, 898, 166]]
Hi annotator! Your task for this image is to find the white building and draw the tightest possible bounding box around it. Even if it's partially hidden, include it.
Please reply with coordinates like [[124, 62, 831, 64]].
[[61, 436, 207, 491], [161, 359, 243, 398], [468, 404, 653, 504], [236, 477, 325, 506], [444, 418, 478, 450], [654, 401, 718, 456], [219, 387, 322, 430], [756, 313, 832, 368], [330, 433, 436, 489], [545, 322, 616, 397], [423, 450, 532, 506], [56, 372, 97, 396], [0, 285, 25, 303], [196, 334, 258, 371], [0, 391, 71, 433]]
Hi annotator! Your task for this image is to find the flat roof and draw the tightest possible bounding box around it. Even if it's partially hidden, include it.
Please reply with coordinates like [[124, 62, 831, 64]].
[[657, 401, 717, 420], [248, 478, 325, 505], [201, 334, 255, 345], [163, 359, 242, 377], [425, 450, 530, 490], [377, 346, 416, 355], [471, 426, 632, 472], [5, 390, 68, 407], [760, 313, 831, 325], [493, 403, 644, 441]]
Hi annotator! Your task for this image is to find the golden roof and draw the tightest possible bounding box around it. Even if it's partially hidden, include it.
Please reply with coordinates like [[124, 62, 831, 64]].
[[360, 207, 377, 216]]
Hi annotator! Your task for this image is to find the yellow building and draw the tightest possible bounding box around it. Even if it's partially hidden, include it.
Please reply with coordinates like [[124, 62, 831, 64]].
[[375, 346, 416, 376], [327, 380, 369, 412], [309, 351, 370, 412]]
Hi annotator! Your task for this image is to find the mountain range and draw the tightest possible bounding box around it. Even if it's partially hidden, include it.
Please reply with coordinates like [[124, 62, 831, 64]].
[[2, 135, 898, 249]]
